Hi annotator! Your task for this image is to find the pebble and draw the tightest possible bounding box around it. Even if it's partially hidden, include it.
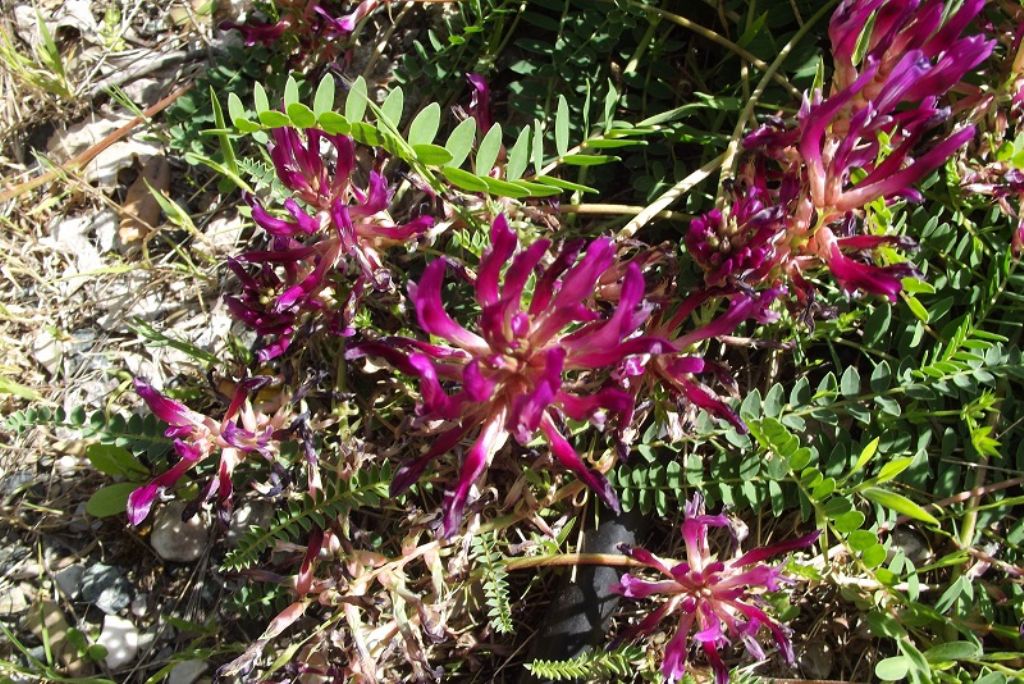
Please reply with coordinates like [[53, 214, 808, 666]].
[[98, 614, 139, 670], [890, 527, 931, 566], [797, 639, 834, 680], [130, 593, 149, 618], [80, 564, 131, 614], [55, 564, 84, 598], [167, 659, 207, 684], [151, 502, 209, 563], [0, 583, 30, 615], [227, 500, 274, 545]]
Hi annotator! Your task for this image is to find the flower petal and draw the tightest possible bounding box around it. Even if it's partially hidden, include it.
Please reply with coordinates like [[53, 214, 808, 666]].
[[539, 414, 619, 513]]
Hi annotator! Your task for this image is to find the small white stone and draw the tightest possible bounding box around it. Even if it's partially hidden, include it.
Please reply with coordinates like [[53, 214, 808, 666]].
[[150, 502, 209, 563], [91, 210, 119, 253], [31, 330, 63, 377], [98, 615, 139, 670], [167, 659, 207, 684]]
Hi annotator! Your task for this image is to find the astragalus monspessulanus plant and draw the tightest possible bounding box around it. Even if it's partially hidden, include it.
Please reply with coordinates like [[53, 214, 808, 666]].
[[58, 0, 1021, 681]]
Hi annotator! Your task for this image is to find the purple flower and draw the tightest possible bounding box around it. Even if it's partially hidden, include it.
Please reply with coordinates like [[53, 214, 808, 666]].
[[829, 0, 989, 93], [220, 0, 380, 48], [816, 226, 920, 301], [127, 379, 295, 524], [466, 73, 493, 134], [347, 215, 665, 536], [684, 186, 786, 288], [230, 127, 433, 360], [627, 288, 784, 434], [611, 494, 820, 683], [219, 18, 292, 47]]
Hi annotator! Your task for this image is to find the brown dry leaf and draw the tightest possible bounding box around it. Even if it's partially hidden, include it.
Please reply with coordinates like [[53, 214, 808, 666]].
[[119, 155, 170, 244]]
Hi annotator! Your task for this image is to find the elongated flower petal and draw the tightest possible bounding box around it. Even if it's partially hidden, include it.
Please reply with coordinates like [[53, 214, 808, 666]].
[[441, 410, 508, 537], [539, 415, 619, 513], [411, 260, 489, 352]]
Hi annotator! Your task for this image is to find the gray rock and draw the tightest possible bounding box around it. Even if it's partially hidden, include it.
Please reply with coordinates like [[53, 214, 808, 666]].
[[227, 500, 274, 545], [797, 639, 834, 680], [889, 527, 931, 566], [80, 564, 130, 614], [54, 565, 84, 598], [151, 502, 209, 563], [167, 659, 207, 684], [97, 614, 139, 670]]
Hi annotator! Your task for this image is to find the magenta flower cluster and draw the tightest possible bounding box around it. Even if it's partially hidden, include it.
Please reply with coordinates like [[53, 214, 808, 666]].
[[688, 0, 993, 303], [349, 215, 670, 535], [229, 127, 433, 361], [612, 494, 819, 684]]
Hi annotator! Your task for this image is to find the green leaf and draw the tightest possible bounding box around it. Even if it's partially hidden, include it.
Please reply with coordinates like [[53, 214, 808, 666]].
[[789, 447, 811, 471], [532, 118, 545, 175], [475, 123, 503, 176], [506, 127, 531, 180], [379, 87, 404, 125], [901, 278, 936, 295], [834, 510, 865, 533], [510, 180, 561, 197], [0, 376, 42, 401], [442, 166, 488, 192], [258, 110, 292, 128], [561, 153, 618, 166], [253, 82, 269, 113], [85, 483, 136, 518], [847, 529, 877, 551], [924, 641, 982, 663], [444, 117, 477, 168], [533, 175, 597, 194], [586, 138, 647, 149], [345, 76, 368, 122], [227, 93, 247, 126], [876, 457, 913, 484], [86, 444, 148, 478], [603, 79, 618, 131], [286, 102, 317, 128], [283, 74, 300, 108], [840, 366, 861, 397], [313, 74, 336, 115], [482, 176, 532, 199], [853, 437, 880, 474], [904, 293, 930, 323], [414, 143, 453, 165], [862, 543, 887, 568], [862, 487, 939, 525], [408, 103, 441, 146], [875, 656, 910, 681], [555, 95, 570, 157], [317, 111, 350, 134]]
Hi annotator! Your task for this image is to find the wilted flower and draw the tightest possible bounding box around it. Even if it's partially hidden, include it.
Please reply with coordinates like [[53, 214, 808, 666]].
[[229, 126, 433, 360], [611, 494, 819, 683], [127, 378, 299, 525], [348, 214, 666, 536]]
